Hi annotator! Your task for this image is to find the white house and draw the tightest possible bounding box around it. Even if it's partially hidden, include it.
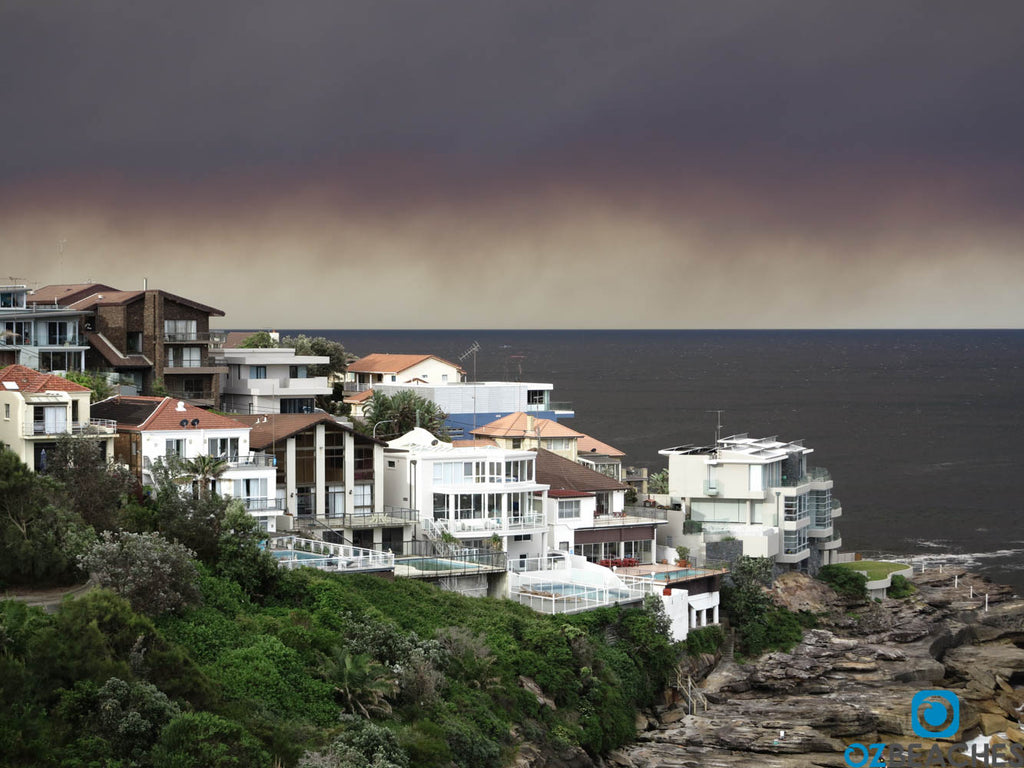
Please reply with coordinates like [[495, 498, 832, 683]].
[[384, 428, 550, 565], [90, 395, 282, 531], [533, 448, 665, 565], [359, 380, 574, 438], [659, 433, 843, 571], [219, 346, 332, 415], [0, 364, 116, 471], [345, 353, 464, 392], [232, 413, 406, 553], [0, 284, 93, 373]]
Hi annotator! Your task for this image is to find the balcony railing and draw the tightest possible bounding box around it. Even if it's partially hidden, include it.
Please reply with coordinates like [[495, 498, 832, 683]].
[[327, 506, 419, 528], [165, 390, 214, 402], [163, 331, 214, 343], [237, 497, 284, 512], [25, 417, 117, 437], [226, 452, 276, 468], [437, 511, 545, 534], [594, 507, 669, 526]]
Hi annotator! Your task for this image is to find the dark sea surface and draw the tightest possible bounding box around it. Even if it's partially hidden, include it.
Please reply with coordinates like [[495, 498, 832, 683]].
[[286, 329, 1024, 595]]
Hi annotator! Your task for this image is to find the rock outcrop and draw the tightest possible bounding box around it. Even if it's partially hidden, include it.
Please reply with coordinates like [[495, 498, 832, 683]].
[[614, 568, 1024, 768]]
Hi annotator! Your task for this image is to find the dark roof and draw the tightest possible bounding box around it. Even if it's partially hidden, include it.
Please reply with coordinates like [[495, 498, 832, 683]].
[[232, 413, 384, 450], [91, 396, 249, 431], [28, 283, 118, 307], [533, 448, 629, 493]]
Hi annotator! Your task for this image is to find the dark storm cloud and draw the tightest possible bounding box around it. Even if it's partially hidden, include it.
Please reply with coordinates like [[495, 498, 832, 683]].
[[2, 1, 1023, 183]]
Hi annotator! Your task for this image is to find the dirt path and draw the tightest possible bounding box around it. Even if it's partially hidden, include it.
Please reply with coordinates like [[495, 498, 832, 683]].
[[1, 581, 95, 612]]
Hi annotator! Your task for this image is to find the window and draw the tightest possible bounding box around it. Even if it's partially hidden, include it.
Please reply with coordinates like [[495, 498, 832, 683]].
[[558, 499, 581, 519], [127, 332, 143, 353], [165, 439, 186, 458], [164, 319, 197, 341], [545, 438, 571, 451], [527, 390, 546, 405], [3, 321, 32, 345], [47, 321, 71, 345], [387, 460, 396, 468], [289, 365, 307, 379], [353, 484, 373, 513], [3, 403, 9, 419], [208, 437, 239, 460], [512, 534, 532, 541], [280, 398, 313, 414], [249, 366, 267, 379]]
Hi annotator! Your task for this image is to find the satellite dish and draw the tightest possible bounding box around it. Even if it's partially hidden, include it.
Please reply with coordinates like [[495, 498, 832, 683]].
[[179, 419, 189, 427], [190, 418, 200, 427]]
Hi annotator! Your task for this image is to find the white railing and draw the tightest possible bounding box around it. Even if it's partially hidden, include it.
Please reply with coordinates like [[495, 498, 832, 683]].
[[437, 511, 546, 534], [266, 536, 394, 572]]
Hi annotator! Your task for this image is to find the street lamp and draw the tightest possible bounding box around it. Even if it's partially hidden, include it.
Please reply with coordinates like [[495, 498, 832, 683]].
[[372, 419, 396, 440]]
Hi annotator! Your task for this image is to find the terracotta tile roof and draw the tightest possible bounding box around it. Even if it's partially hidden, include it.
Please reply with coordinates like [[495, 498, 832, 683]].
[[90, 396, 249, 431], [347, 353, 464, 375], [27, 283, 117, 307], [232, 413, 378, 449], [577, 434, 625, 458], [452, 438, 499, 448], [471, 412, 583, 439], [0, 364, 91, 393], [533, 448, 628, 493], [547, 488, 594, 498], [344, 389, 375, 403]]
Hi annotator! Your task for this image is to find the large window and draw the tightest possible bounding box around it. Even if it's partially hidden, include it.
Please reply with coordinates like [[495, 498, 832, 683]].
[[167, 347, 202, 367], [353, 484, 372, 514], [208, 437, 239, 460], [249, 366, 267, 379], [165, 439, 186, 458], [557, 499, 581, 519], [281, 398, 314, 414], [783, 529, 808, 555], [47, 321, 72, 345], [3, 321, 32, 345], [545, 438, 571, 451], [164, 319, 197, 341]]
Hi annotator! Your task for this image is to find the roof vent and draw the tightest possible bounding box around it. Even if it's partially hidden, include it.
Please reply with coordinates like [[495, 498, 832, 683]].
[[176, 401, 186, 412]]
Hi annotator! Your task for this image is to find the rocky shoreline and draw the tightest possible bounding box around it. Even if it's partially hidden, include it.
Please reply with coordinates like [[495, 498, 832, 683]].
[[604, 568, 1024, 767]]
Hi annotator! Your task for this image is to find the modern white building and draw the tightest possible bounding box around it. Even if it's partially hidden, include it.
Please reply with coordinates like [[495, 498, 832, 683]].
[[0, 284, 92, 373], [534, 448, 665, 566], [384, 428, 550, 564], [359, 380, 575, 438], [90, 395, 283, 531], [658, 433, 843, 571], [219, 346, 332, 415], [0, 364, 116, 470]]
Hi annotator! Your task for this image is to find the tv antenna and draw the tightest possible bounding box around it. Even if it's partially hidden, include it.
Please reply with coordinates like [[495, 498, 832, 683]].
[[707, 409, 725, 443], [458, 340, 480, 382]]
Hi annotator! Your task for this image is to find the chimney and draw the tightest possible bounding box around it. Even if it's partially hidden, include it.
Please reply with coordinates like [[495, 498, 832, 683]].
[[526, 414, 535, 434]]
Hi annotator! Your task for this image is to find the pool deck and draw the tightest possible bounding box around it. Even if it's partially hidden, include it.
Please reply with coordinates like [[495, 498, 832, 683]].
[[614, 563, 728, 584]]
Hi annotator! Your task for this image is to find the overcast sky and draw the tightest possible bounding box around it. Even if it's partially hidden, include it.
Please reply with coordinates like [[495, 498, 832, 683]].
[[2, 1, 1023, 328]]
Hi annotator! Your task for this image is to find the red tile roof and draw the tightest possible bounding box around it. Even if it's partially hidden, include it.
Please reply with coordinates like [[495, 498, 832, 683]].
[[347, 353, 464, 375], [471, 412, 583, 439], [231, 413, 376, 449], [90, 396, 249, 431], [577, 434, 625, 458], [344, 389, 375, 403], [0, 364, 91, 393], [533, 448, 628, 493], [452, 438, 499, 448]]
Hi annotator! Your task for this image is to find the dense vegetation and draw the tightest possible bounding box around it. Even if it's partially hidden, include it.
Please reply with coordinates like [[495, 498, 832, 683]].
[[817, 563, 869, 600], [720, 556, 810, 657], [0, 443, 681, 766]]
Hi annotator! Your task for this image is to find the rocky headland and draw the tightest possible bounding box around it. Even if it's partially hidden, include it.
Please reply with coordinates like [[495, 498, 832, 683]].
[[606, 568, 1024, 768]]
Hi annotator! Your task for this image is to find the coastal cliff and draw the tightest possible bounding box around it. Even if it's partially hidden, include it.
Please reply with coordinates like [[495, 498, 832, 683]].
[[607, 569, 1024, 767]]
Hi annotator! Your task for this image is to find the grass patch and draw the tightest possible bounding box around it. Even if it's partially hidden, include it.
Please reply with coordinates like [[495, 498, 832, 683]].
[[834, 560, 909, 581]]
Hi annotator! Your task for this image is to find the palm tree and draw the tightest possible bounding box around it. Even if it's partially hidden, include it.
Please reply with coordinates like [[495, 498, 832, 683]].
[[178, 454, 229, 500], [317, 647, 397, 719]]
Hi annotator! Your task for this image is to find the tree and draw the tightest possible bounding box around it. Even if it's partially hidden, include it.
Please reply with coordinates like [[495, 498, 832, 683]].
[[216, 502, 280, 598], [78, 531, 202, 616], [317, 647, 398, 719], [240, 331, 277, 348], [177, 454, 229, 500], [48, 433, 136, 531], [146, 457, 232, 564], [358, 391, 449, 440], [0, 447, 94, 586], [648, 469, 669, 494], [150, 711, 272, 768], [279, 334, 349, 379], [63, 371, 114, 403]]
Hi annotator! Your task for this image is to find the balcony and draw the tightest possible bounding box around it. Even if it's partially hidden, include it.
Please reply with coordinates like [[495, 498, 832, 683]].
[[438, 511, 546, 535], [592, 507, 668, 527], [817, 529, 843, 550], [237, 497, 284, 512], [163, 331, 215, 343], [226, 452, 276, 468], [267, 536, 395, 574], [776, 545, 810, 564], [25, 417, 117, 437], [831, 498, 842, 519]]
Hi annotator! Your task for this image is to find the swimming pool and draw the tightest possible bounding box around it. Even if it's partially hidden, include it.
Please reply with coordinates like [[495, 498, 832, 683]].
[[521, 582, 633, 600]]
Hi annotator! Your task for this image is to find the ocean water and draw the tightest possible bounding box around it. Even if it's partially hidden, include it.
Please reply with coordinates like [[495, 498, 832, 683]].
[[286, 329, 1024, 594]]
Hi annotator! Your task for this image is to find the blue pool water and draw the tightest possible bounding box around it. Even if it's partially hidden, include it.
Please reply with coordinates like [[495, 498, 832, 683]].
[[525, 583, 632, 600]]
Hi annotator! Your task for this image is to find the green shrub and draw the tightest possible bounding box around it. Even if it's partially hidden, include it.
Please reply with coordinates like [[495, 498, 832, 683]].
[[685, 625, 725, 656], [887, 574, 916, 599], [817, 564, 868, 600], [737, 605, 805, 657]]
